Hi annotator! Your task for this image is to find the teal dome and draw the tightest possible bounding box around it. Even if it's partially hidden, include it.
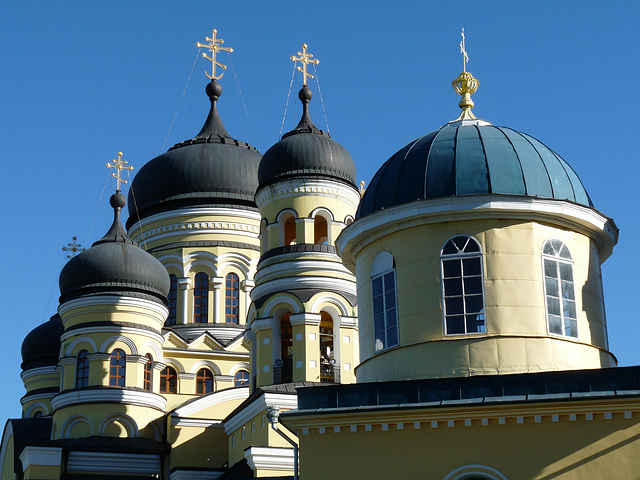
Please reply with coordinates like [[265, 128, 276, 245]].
[[357, 124, 592, 219]]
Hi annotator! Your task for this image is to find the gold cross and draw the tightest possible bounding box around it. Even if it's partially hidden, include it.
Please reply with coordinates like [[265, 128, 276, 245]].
[[196, 29, 233, 80], [291, 43, 319, 86], [106, 152, 134, 191], [62, 236, 85, 259], [460, 28, 469, 72]]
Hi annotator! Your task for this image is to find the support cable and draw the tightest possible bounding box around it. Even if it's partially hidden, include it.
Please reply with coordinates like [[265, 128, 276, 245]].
[[228, 53, 256, 145], [312, 64, 330, 135], [279, 63, 297, 139]]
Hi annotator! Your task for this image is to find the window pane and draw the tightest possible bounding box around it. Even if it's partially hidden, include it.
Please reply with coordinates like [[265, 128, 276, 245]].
[[566, 319, 578, 337], [544, 260, 557, 278], [447, 315, 465, 334], [444, 278, 462, 296], [559, 263, 573, 281], [442, 240, 457, 255], [545, 277, 559, 296], [443, 259, 461, 278], [543, 242, 555, 255], [561, 280, 575, 300], [383, 272, 395, 291], [374, 313, 385, 333], [462, 239, 480, 253], [384, 289, 396, 309], [463, 277, 482, 294], [559, 244, 572, 259], [549, 315, 563, 334], [563, 299, 576, 319], [375, 334, 385, 352], [452, 236, 468, 251], [372, 277, 382, 297], [373, 296, 384, 315], [445, 297, 464, 315], [466, 313, 484, 333], [462, 258, 481, 276], [386, 325, 398, 346], [466, 295, 484, 314], [547, 296, 561, 315]]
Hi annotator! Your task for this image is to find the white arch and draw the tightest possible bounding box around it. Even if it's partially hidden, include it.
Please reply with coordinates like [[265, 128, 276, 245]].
[[161, 358, 186, 373], [262, 295, 302, 317], [343, 214, 354, 226], [98, 413, 139, 437], [190, 360, 221, 376], [443, 464, 509, 480], [24, 402, 49, 418], [310, 295, 350, 317], [218, 260, 251, 278], [62, 415, 94, 438], [183, 251, 219, 276], [310, 207, 335, 221], [275, 208, 298, 222], [100, 336, 138, 355], [371, 251, 394, 277], [228, 363, 251, 377], [65, 337, 98, 356], [140, 341, 163, 360]]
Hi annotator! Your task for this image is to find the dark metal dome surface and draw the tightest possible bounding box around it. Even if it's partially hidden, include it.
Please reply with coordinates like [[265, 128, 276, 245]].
[[357, 124, 592, 219], [127, 80, 261, 228], [60, 192, 170, 304], [258, 87, 356, 189], [21, 314, 64, 370]]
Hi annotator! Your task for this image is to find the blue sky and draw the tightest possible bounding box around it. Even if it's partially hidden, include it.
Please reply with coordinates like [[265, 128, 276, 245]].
[[0, 1, 638, 418]]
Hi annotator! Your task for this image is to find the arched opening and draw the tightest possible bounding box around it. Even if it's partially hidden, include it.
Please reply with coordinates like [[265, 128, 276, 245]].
[[284, 216, 296, 246], [234, 370, 249, 387], [196, 368, 214, 395], [109, 349, 126, 387], [75, 350, 89, 388], [225, 273, 240, 324], [166, 274, 178, 326], [160, 366, 177, 394], [314, 215, 329, 244], [319, 311, 337, 383], [277, 313, 293, 383], [193, 272, 209, 323], [143, 354, 153, 392], [260, 220, 268, 253]]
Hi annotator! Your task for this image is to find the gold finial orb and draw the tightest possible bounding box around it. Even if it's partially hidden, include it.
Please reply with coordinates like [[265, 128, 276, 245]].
[[452, 71, 479, 120]]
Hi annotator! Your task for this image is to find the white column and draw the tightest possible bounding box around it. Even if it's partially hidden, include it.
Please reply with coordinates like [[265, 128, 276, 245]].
[[241, 279, 255, 323], [212, 276, 224, 323], [178, 277, 192, 324]]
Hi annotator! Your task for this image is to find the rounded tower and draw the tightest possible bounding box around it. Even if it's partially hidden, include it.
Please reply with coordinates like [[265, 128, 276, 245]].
[[248, 47, 360, 388], [53, 189, 170, 440], [338, 70, 618, 382], [20, 314, 64, 418], [126, 34, 260, 396]]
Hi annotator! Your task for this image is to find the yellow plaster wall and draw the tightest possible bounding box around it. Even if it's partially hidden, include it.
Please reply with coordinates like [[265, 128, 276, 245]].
[[354, 219, 613, 381], [22, 464, 60, 480], [294, 407, 640, 480], [169, 425, 228, 470]]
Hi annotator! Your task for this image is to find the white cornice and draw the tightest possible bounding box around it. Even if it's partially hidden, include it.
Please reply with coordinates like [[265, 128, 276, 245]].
[[19, 446, 62, 469], [52, 388, 167, 412], [129, 206, 261, 231], [173, 387, 249, 418], [66, 451, 161, 474], [254, 259, 355, 285], [59, 296, 168, 319], [337, 195, 618, 265], [244, 446, 295, 472], [171, 417, 224, 428], [256, 178, 360, 211], [224, 392, 298, 434], [20, 365, 58, 382], [251, 276, 356, 302], [136, 225, 259, 246], [20, 392, 57, 405], [61, 325, 164, 344]]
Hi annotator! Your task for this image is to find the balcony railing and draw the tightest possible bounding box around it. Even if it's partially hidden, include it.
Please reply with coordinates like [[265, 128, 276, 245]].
[[320, 363, 340, 384]]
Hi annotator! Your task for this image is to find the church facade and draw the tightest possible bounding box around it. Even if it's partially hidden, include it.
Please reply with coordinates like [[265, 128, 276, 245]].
[[2, 31, 640, 480]]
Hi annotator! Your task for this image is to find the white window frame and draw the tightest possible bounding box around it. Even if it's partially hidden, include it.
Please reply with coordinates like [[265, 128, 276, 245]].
[[371, 251, 399, 352], [542, 239, 578, 338]]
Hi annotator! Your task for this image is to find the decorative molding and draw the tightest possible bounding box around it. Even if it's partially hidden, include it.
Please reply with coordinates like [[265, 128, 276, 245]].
[[169, 469, 224, 480], [256, 178, 360, 211], [66, 451, 161, 475], [251, 276, 357, 303], [443, 464, 509, 480], [20, 365, 58, 382], [290, 313, 321, 326], [128, 206, 261, 234], [173, 387, 249, 418], [19, 446, 62, 469], [224, 392, 297, 434], [134, 221, 260, 245], [244, 446, 295, 472], [52, 388, 167, 412], [59, 295, 168, 320], [63, 326, 164, 348], [171, 417, 224, 428], [255, 258, 355, 285]]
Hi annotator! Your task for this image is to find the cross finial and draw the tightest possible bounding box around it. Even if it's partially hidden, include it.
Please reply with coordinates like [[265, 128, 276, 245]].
[[62, 236, 85, 259], [106, 152, 134, 192], [196, 29, 233, 80], [460, 28, 469, 72], [291, 43, 320, 86]]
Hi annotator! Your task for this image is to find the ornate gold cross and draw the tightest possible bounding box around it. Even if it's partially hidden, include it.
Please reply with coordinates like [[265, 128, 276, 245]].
[[196, 29, 233, 80], [291, 43, 319, 86], [106, 152, 134, 191], [460, 28, 469, 72]]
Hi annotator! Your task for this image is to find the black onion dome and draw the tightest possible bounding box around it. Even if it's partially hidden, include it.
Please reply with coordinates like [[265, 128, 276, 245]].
[[258, 86, 356, 189], [126, 80, 261, 228], [357, 124, 592, 219], [21, 314, 64, 370], [60, 192, 170, 305]]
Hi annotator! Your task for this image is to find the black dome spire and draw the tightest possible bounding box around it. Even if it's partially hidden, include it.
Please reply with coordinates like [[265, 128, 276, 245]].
[[60, 191, 170, 305], [126, 80, 261, 228]]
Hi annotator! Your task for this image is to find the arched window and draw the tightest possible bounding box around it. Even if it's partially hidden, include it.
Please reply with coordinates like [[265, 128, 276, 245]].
[[143, 354, 153, 392], [160, 366, 177, 394], [543, 239, 577, 337], [284, 216, 296, 246], [314, 215, 329, 244], [193, 272, 209, 323], [277, 313, 294, 383], [225, 273, 240, 324], [441, 235, 485, 335], [109, 349, 126, 387], [166, 274, 178, 326], [371, 252, 398, 352], [319, 312, 336, 383], [196, 368, 214, 395], [260, 220, 269, 254], [75, 350, 89, 388], [234, 370, 249, 387]]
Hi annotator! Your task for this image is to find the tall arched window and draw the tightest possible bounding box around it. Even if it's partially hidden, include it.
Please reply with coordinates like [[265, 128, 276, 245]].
[[225, 273, 240, 324], [75, 350, 89, 388], [143, 354, 153, 392], [196, 368, 214, 395], [234, 370, 249, 387], [109, 349, 126, 387], [284, 216, 296, 246], [441, 235, 485, 335], [371, 252, 398, 352], [166, 274, 178, 326], [542, 239, 577, 337], [160, 366, 177, 394], [278, 313, 293, 383], [193, 272, 209, 323], [314, 215, 329, 244]]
